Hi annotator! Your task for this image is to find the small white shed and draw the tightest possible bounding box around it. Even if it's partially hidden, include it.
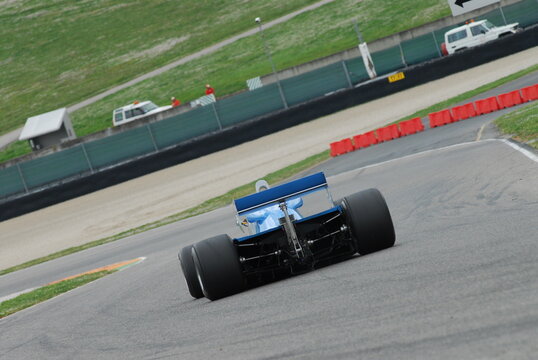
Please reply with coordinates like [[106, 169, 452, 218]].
[[19, 108, 76, 151]]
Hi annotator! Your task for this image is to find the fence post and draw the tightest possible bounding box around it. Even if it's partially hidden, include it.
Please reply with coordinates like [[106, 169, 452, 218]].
[[342, 61, 353, 88], [146, 124, 159, 152], [431, 31, 442, 58], [499, 5, 508, 25], [398, 41, 407, 67], [80, 143, 94, 173], [16, 163, 29, 193], [212, 102, 223, 130]]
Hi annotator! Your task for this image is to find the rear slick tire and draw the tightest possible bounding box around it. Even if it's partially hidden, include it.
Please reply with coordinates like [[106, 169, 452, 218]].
[[179, 245, 204, 299], [342, 188, 395, 255], [192, 234, 245, 300]]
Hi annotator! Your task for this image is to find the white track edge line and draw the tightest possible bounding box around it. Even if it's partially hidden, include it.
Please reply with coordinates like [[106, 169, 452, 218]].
[[500, 139, 538, 163]]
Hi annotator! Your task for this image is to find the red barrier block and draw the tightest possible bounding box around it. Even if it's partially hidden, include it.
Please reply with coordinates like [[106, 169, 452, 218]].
[[498, 90, 523, 108], [475, 96, 501, 115], [365, 131, 378, 145], [428, 110, 453, 128], [389, 124, 401, 139], [452, 102, 477, 120], [330, 141, 341, 157], [341, 138, 354, 154], [330, 139, 354, 156], [353, 134, 370, 149], [399, 119, 417, 136], [428, 112, 441, 128], [521, 84, 538, 102], [376, 126, 393, 142], [412, 117, 424, 132]]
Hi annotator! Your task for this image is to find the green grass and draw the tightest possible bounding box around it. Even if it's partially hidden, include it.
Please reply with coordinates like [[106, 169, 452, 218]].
[[0, 150, 330, 276], [0, 140, 32, 164], [0, 271, 113, 319], [0, 0, 324, 135], [495, 101, 538, 149], [0, 0, 451, 162], [392, 64, 538, 124], [69, 0, 450, 137]]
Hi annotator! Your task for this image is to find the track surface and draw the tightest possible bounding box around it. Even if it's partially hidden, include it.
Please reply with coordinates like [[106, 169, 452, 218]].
[[1, 109, 537, 357]]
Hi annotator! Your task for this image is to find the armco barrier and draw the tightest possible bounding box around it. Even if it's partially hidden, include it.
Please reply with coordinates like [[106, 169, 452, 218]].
[[520, 84, 538, 102], [475, 96, 502, 115], [452, 103, 477, 120], [497, 90, 523, 108]]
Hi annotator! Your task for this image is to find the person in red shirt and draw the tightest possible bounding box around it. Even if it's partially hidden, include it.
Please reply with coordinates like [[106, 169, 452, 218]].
[[171, 97, 181, 107], [205, 84, 215, 96]]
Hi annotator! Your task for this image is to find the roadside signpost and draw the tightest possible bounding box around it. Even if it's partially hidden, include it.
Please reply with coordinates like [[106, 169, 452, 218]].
[[448, 0, 500, 16]]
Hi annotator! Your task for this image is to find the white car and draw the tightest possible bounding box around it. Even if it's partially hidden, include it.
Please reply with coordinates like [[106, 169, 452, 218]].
[[443, 20, 519, 55], [112, 101, 171, 127]]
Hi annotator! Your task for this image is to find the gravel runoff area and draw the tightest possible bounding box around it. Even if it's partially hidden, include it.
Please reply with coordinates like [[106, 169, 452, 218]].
[[1, 47, 537, 270]]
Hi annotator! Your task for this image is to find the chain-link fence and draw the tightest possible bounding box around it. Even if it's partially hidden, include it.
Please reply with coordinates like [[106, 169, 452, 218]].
[[1, 0, 537, 201]]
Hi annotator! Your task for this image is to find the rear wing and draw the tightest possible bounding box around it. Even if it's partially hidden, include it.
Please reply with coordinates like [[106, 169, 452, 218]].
[[234, 172, 328, 214]]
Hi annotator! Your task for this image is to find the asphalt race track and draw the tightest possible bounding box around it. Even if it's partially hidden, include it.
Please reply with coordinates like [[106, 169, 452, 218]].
[[1, 79, 538, 358]]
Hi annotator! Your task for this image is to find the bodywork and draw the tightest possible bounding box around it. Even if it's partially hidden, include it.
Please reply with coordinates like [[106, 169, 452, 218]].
[[233, 173, 354, 285]]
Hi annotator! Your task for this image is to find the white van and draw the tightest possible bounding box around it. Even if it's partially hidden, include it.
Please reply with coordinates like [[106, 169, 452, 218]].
[[443, 20, 519, 55], [112, 101, 171, 127]]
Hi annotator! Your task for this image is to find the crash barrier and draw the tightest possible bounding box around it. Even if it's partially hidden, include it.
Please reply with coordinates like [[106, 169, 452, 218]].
[[497, 90, 524, 108], [400, 117, 424, 135], [3, 25, 538, 219], [331, 117, 426, 157], [426, 84, 537, 130], [475, 96, 502, 115], [452, 103, 477, 121], [521, 84, 538, 101], [429, 109, 454, 128], [331, 80, 538, 157], [353, 131, 378, 150], [330, 138, 354, 157]]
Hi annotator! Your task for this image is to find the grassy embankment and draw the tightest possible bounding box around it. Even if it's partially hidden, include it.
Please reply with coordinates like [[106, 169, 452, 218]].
[[1, 0, 451, 162], [0, 271, 113, 319], [495, 101, 538, 149]]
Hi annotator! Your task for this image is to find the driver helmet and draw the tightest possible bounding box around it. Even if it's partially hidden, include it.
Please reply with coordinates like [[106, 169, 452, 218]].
[[255, 180, 270, 193]]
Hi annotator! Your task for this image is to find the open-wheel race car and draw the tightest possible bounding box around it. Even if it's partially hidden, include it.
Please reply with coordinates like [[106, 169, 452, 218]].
[[178, 172, 395, 300]]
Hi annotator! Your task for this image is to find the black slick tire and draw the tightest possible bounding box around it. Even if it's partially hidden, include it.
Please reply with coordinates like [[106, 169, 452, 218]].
[[179, 245, 204, 299], [192, 234, 244, 300], [342, 188, 395, 255]]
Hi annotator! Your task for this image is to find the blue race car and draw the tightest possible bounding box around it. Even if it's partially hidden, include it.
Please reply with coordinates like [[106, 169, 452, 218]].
[[178, 172, 395, 300]]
